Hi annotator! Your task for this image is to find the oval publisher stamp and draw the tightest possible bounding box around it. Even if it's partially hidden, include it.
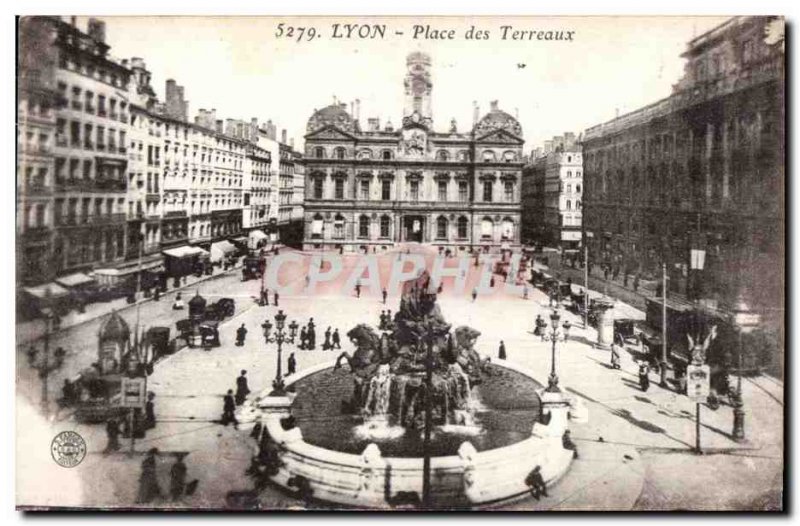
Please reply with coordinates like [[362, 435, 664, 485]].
[[51, 431, 87, 468]]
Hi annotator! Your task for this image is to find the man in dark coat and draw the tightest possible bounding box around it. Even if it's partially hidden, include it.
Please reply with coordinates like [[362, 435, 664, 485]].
[[236, 324, 247, 347], [323, 327, 332, 350], [222, 390, 238, 428], [145, 392, 156, 430], [287, 353, 297, 376], [105, 417, 120, 453], [298, 327, 307, 350], [562, 429, 579, 459], [169, 453, 187, 501], [525, 465, 548, 500], [307, 319, 316, 350], [137, 447, 161, 503], [273, 290, 279, 307], [633, 274, 640, 293], [382, 288, 387, 304], [355, 282, 361, 298], [332, 329, 341, 350], [235, 370, 250, 406], [472, 288, 478, 302], [498, 341, 507, 360]]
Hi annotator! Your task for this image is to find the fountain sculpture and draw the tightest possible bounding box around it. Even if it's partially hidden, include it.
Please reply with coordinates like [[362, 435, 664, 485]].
[[334, 271, 490, 432]]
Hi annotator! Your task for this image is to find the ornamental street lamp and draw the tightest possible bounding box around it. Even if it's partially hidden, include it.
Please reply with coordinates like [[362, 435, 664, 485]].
[[542, 309, 571, 393], [265, 310, 287, 394], [287, 320, 299, 345]]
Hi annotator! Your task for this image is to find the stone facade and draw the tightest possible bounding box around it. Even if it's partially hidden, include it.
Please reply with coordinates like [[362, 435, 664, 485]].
[[302, 52, 524, 253], [582, 16, 784, 318]]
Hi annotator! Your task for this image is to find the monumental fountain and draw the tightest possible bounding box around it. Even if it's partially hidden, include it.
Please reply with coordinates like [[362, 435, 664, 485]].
[[243, 270, 582, 509]]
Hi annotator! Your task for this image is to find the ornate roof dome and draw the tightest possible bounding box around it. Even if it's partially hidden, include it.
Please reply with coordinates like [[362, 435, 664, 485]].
[[99, 310, 130, 343], [306, 102, 355, 134], [473, 100, 523, 138]]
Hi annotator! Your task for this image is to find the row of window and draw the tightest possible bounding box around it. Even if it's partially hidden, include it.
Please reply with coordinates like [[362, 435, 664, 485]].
[[54, 157, 124, 184], [52, 196, 126, 225], [58, 82, 129, 123], [310, 178, 515, 202], [56, 118, 127, 153], [310, 146, 519, 163], [310, 214, 516, 240]]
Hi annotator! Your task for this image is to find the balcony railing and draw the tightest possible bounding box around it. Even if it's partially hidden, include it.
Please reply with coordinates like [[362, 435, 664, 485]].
[[71, 100, 82, 110], [96, 143, 106, 151]]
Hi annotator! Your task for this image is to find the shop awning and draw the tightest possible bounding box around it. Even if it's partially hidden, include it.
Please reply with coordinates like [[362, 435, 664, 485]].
[[95, 255, 163, 278], [23, 282, 69, 299], [55, 272, 95, 288], [231, 236, 248, 245], [210, 241, 237, 262], [249, 230, 268, 241]]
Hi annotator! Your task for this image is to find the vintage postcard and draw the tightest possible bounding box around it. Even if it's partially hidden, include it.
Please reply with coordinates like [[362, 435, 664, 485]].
[[15, 15, 784, 511]]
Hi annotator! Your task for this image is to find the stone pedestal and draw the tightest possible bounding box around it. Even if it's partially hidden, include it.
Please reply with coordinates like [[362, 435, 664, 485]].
[[593, 299, 615, 350]]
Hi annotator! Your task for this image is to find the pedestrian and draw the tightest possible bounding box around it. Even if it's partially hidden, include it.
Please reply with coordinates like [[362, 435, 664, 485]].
[[260, 288, 269, 307], [145, 392, 156, 430], [378, 311, 386, 331], [287, 352, 297, 376], [498, 341, 507, 360], [638, 362, 651, 392], [525, 465, 548, 500], [523, 286, 529, 300], [298, 327, 308, 350], [307, 319, 316, 350], [382, 288, 387, 304], [623, 272, 629, 287], [236, 323, 247, 347], [472, 288, 478, 302], [603, 266, 609, 281], [222, 390, 238, 428], [332, 328, 341, 349], [610, 341, 621, 369], [323, 327, 332, 350], [153, 287, 160, 302], [633, 274, 640, 293], [490, 276, 495, 288], [437, 282, 444, 294], [304, 275, 310, 290], [173, 292, 184, 310], [562, 429, 579, 459], [355, 282, 361, 298], [136, 447, 161, 503], [235, 370, 250, 406], [104, 417, 120, 453], [273, 290, 279, 307], [169, 453, 187, 501]]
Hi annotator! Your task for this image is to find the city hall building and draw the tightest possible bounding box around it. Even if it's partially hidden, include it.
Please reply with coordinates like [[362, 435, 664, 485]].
[[302, 52, 524, 253]]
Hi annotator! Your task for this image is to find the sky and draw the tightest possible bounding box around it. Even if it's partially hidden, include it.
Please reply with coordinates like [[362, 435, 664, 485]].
[[84, 16, 729, 153]]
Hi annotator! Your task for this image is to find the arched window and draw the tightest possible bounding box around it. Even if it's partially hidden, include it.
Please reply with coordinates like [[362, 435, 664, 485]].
[[480, 217, 493, 239], [358, 215, 370, 238], [482, 150, 496, 162], [566, 200, 572, 211], [382, 150, 393, 161], [314, 147, 325, 159], [457, 150, 470, 162], [576, 184, 581, 194], [436, 216, 448, 239], [501, 218, 514, 240], [335, 147, 346, 160], [457, 216, 469, 239], [380, 215, 391, 238], [566, 184, 572, 194], [333, 213, 345, 239], [503, 150, 517, 162], [436, 150, 449, 161], [357, 149, 372, 160], [311, 213, 323, 237], [576, 200, 582, 210]]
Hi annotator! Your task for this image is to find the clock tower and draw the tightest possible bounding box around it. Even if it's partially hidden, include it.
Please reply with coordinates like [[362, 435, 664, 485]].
[[403, 51, 433, 129]]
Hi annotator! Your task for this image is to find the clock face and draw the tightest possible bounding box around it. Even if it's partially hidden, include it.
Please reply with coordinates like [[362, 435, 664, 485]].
[[412, 78, 426, 96]]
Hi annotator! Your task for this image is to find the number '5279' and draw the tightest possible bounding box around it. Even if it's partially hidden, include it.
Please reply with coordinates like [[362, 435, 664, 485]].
[[275, 24, 318, 42]]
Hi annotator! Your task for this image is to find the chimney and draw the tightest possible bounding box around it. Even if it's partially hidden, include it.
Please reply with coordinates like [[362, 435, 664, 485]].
[[70, 16, 77, 27], [281, 129, 287, 144], [87, 18, 107, 44], [215, 120, 223, 134], [350, 101, 354, 116], [472, 101, 479, 127], [355, 99, 361, 121], [290, 138, 295, 149], [490, 100, 499, 111]]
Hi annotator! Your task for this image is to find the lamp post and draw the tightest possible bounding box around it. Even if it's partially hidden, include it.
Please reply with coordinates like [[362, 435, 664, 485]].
[[28, 310, 64, 416], [732, 296, 759, 441], [542, 309, 571, 392], [689, 230, 706, 454], [287, 320, 299, 345], [263, 310, 288, 394]]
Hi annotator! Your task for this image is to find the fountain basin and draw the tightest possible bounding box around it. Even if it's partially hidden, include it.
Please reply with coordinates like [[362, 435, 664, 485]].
[[247, 359, 576, 509]]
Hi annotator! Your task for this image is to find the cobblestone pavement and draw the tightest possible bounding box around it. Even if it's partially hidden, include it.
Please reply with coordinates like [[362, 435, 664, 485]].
[[16, 246, 784, 510]]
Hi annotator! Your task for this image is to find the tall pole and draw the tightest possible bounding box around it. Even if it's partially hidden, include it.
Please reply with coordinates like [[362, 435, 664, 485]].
[[660, 262, 668, 387], [695, 402, 701, 454], [422, 334, 433, 508], [583, 243, 589, 329], [41, 316, 50, 415]]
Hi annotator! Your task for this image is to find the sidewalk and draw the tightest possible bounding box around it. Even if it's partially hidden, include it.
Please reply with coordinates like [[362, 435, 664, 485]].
[[16, 262, 245, 348]]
